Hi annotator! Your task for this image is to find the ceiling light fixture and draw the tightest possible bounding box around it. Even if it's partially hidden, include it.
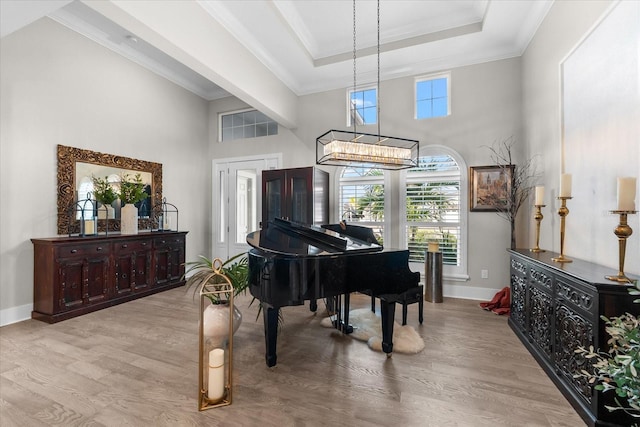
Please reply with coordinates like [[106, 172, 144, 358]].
[[316, 0, 419, 170]]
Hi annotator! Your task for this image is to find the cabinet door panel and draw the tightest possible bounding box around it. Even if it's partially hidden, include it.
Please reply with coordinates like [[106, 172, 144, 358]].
[[262, 171, 284, 223], [85, 257, 109, 303], [289, 172, 310, 223], [133, 251, 152, 291], [115, 254, 134, 296], [58, 260, 84, 311]]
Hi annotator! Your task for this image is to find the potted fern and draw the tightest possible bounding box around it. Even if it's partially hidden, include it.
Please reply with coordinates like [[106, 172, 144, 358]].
[[184, 253, 249, 340]]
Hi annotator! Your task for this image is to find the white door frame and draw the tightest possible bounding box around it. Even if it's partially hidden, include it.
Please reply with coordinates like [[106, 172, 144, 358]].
[[212, 154, 281, 260]]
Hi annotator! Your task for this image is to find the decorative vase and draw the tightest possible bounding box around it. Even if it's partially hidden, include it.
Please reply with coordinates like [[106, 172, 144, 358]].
[[202, 302, 242, 345], [120, 204, 138, 235], [97, 205, 115, 220]]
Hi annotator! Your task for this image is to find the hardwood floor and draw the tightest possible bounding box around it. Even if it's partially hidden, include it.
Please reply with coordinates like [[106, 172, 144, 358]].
[[0, 288, 584, 426]]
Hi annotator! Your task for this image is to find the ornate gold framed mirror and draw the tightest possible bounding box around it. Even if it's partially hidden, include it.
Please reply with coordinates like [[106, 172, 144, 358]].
[[57, 145, 163, 235]]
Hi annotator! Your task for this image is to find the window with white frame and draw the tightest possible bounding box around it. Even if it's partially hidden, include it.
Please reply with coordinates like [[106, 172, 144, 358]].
[[219, 109, 277, 142], [415, 73, 450, 119], [405, 155, 461, 266], [347, 86, 377, 126], [338, 146, 467, 280], [338, 165, 385, 245]]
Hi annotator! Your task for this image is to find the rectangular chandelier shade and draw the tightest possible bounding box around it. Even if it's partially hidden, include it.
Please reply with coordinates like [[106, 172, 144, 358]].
[[316, 129, 419, 170]]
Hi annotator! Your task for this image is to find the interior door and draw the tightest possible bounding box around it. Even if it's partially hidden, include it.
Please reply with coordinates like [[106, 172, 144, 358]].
[[213, 155, 280, 261]]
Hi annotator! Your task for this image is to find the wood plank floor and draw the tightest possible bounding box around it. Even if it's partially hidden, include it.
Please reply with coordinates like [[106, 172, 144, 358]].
[[0, 288, 585, 426]]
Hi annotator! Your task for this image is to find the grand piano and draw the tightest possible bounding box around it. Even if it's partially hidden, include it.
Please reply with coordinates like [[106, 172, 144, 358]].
[[247, 218, 421, 367]]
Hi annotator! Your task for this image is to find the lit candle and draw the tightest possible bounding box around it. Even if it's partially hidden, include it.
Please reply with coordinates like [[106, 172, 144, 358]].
[[207, 348, 225, 401], [617, 177, 637, 211], [535, 186, 544, 205], [559, 174, 572, 198], [428, 242, 439, 253]]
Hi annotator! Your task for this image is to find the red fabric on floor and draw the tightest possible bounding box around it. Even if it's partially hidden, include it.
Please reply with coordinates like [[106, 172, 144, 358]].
[[479, 286, 510, 315]]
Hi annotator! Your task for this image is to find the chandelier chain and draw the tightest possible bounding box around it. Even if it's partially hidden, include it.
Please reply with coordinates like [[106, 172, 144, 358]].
[[377, 0, 381, 138], [352, 0, 357, 136]]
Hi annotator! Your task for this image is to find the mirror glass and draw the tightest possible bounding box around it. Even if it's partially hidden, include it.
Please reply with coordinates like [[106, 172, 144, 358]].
[[57, 145, 162, 235]]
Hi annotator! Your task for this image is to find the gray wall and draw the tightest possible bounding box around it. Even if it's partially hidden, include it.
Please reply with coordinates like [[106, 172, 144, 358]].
[[523, 0, 638, 273], [0, 18, 210, 323]]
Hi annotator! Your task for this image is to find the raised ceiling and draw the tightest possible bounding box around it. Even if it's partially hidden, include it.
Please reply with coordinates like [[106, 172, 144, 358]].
[[1, 0, 553, 101]]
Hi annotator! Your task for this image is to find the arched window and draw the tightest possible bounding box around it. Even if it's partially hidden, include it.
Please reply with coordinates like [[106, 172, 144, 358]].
[[402, 146, 467, 279], [337, 145, 468, 281]]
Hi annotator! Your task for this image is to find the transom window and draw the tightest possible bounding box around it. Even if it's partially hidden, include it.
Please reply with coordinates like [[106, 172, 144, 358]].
[[416, 74, 450, 119], [219, 109, 278, 142], [348, 87, 377, 126]]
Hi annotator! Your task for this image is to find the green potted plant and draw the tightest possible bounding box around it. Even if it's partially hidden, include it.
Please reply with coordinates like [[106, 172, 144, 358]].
[[118, 173, 148, 234], [184, 253, 249, 339], [91, 175, 117, 219], [119, 173, 148, 205], [575, 281, 640, 421]]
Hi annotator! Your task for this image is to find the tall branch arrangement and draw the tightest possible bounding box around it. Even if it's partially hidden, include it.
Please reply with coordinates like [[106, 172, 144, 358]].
[[485, 136, 540, 249]]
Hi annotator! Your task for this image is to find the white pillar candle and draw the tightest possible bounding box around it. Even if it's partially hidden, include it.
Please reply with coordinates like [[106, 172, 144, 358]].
[[428, 242, 439, 253], [84, 219, 95, 235], [617, 177, 637, 211], [207, 348, 225, 401], [535, 186, 544, 205], [559, 174, 572, 198]]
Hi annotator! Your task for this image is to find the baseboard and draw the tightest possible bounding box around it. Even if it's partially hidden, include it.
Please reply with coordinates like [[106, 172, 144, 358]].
[[0, 303, 32, 327], [441, 284, 502, 301]]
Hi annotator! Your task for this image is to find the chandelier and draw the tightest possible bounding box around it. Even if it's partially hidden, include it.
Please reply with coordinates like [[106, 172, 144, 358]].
[[316, 0, 419, 170]]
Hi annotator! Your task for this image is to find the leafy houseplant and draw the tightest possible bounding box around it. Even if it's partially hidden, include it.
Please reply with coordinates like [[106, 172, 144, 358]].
[[91, 175, 118, 206], [184, 252, 249, 304], [575, 281, 640, 422], [119, 173, 148, 205]]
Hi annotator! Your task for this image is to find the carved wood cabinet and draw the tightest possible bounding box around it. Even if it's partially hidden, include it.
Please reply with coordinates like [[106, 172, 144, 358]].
[[508, 249, 639, 427], [32, 231, 187, 323]]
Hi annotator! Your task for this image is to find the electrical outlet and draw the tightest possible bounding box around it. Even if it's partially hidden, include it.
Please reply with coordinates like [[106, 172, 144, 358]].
[[481, 269, 489, 279]]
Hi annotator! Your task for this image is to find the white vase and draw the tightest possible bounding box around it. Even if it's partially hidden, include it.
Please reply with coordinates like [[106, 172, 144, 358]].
[[120, 204, 138, 235], [202, 303, 242, 346]]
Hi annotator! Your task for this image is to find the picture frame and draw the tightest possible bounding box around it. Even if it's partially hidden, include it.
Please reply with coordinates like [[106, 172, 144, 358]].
[[469, 165, 514, 212]]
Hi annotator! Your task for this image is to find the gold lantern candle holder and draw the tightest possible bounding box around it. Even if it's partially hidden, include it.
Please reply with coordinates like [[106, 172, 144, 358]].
[[530, 204, 546, 253], [605, 210, 637, 283], [198, 258, 234, 410], [552, 197, 572, 263]]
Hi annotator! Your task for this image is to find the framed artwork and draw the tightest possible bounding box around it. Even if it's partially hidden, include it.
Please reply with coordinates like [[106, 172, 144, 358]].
[[469, 165, 514, 212]]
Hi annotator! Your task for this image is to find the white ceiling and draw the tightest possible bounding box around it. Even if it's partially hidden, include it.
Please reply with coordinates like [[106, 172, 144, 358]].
[[1, 0, 553, 101]]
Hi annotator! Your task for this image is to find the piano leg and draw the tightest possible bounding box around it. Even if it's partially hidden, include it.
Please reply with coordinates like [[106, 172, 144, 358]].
[[379, 297, 396, 355], [263, 304, 279, 367]]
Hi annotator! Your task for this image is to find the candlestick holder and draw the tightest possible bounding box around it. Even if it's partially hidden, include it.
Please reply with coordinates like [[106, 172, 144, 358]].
[[605, 210, 637, 283], [552, 197, 572, 263], [530, 204, 546, 253]]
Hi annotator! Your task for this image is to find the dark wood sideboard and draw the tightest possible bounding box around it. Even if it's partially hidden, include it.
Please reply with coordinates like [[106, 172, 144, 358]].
[[32, 231, 187, 323], [508, 249, 639, 427]]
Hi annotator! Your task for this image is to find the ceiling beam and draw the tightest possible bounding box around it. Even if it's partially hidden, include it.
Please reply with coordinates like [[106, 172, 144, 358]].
[[82, 0, 298, 129]]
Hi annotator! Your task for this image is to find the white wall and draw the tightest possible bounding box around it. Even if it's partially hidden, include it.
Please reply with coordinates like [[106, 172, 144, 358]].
[[523, 0, 639, 275], [0, 18, 211, 324]]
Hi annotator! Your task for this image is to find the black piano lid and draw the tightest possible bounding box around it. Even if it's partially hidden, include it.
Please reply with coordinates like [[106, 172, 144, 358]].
[[246, 218, 382, 257]]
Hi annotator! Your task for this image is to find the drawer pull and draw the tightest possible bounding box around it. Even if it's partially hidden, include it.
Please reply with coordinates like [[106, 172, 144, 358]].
[[96, 247, 103, 251], [70, 249, 77, 254], [141, 242, 147, 246], [122, 244, 128, 249]]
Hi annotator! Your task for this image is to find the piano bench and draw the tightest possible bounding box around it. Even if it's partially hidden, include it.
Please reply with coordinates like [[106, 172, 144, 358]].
[[367, 285, 424, 326]]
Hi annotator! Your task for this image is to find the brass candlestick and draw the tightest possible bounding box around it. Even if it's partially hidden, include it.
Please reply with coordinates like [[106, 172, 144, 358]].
[[552, 197, 572, 263], [530, 204, 546, 253], [605, 210, 637, 283]]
